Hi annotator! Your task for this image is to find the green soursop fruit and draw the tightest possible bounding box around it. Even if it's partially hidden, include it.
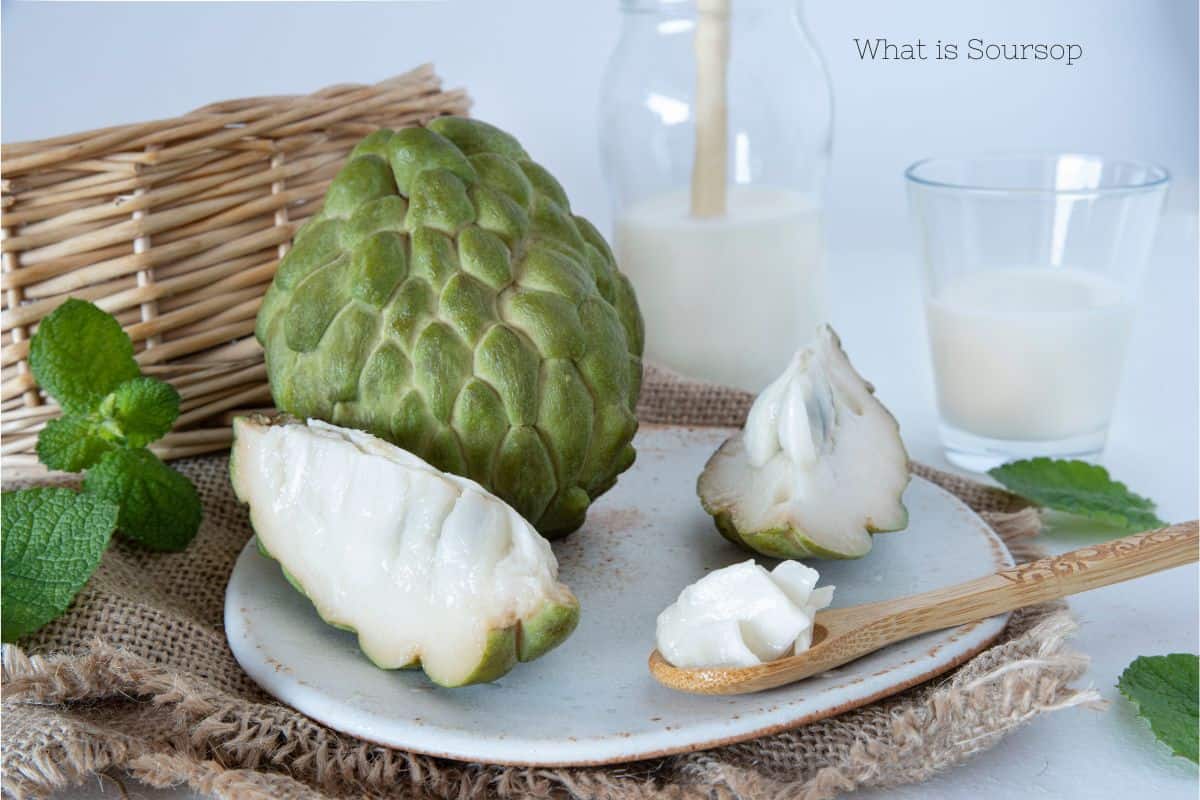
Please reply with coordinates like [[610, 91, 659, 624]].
[[698, 326, 910, 560], [231, 415, 580, 688], [256, 118, 644, 538]]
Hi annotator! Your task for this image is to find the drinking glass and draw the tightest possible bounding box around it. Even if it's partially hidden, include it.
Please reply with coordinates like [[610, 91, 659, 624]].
[[906, 155, 1168, 472]]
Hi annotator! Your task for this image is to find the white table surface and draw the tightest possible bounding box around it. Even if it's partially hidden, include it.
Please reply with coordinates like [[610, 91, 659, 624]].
[[4, 2, 1195, 796], [46, 215, 1199, 800]]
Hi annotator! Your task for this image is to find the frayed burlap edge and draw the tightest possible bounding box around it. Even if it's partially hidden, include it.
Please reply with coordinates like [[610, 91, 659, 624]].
[[0, 515, 1100, 800], [1, 365, 1103, 800]]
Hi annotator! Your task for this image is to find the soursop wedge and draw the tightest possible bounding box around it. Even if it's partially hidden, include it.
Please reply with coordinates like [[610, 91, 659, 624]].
[[230, 415, 579, 687], [697, 326, 910, 560]]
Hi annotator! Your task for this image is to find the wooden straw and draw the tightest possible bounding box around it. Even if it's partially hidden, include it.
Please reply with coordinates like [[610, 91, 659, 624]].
[[690, 0, 731, 218]]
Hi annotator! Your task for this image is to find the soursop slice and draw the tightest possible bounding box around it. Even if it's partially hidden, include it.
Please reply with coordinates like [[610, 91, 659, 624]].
[[697, 326, 910, 560], [230, 415, 579, 687], [255, 117, 644, 538]]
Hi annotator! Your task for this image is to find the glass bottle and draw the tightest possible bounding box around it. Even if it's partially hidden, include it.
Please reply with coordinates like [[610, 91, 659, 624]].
[[600, 0, 833, 392]]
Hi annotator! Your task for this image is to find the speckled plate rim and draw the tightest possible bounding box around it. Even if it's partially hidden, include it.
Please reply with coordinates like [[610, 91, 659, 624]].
[[224, 471, 1015, 768]]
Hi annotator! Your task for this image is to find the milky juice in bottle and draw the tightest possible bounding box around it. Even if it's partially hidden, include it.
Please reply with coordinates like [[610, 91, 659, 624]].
[[615, 185, 825, 392], [925, 267, 1134, 442]]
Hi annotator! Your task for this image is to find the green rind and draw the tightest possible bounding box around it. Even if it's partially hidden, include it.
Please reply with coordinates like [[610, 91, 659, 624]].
[[707, 506, 864, 560], [362, 649, 421, 672], [867, 506, 909, 534], [517, 597, 580, 662], [437, 628, 519, 687]]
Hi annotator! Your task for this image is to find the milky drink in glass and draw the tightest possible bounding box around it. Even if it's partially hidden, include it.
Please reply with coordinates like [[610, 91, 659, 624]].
[[906, 154, 1167, 469], [926, 267, 1134, 442]]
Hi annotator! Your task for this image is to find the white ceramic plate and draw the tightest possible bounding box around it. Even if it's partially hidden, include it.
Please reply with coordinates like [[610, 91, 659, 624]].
[[225, 425, 1012, 766]]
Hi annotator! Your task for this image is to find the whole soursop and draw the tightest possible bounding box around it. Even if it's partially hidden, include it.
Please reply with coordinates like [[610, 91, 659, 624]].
[[257, 118, 644, 537]]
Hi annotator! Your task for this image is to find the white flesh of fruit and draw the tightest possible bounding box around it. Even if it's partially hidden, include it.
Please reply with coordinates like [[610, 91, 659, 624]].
[[231, 417, 577, 687], [656, 560, 834, 668], [698, 325, 910, 559]]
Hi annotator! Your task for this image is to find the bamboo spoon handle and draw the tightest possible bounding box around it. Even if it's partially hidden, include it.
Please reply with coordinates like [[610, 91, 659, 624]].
[[836, 521, 1199, 654]]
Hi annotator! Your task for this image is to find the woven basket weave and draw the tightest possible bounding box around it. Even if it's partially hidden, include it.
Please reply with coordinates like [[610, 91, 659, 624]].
[[0, 65, 470, 479]]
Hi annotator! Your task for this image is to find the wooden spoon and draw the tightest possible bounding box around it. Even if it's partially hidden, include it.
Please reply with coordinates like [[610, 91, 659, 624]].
[[650, 521, 1198, 695]]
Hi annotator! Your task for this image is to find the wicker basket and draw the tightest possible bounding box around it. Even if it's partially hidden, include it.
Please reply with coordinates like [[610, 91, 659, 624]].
[[1, 65, 470, 479]]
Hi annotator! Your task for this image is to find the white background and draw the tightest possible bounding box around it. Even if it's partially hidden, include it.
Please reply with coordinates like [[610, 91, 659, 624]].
[[3, 1, 1198, 798], [4, 0, 1198, 235]]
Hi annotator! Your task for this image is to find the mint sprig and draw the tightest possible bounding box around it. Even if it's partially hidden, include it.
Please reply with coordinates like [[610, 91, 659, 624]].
[[101, 376, 181, 449], [28, 298, 141, 415], [36, 414, 117, 473], [28, 299, 202, 541], [1, 299, 203, 640], [1118, 654, 1199, 763], [1, 488, 119, 641], [30, 301, 185, 471], [989, 458, 1166, 533], [84, 448, 201, 552]]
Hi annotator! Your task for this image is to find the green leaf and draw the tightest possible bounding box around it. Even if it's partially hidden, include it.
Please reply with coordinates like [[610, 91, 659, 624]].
[[82, 448, 201, 552], [29, 299, 141, 415], [1, 488, 119, 642], [1118, 654, 1199, 763], [989, 458, 1166, 532], [99, 377, 180, 447], [35, 414, 116, 472]]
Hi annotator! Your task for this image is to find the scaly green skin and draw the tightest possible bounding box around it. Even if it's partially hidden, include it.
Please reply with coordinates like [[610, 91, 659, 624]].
[[256, 118, 644, 538]]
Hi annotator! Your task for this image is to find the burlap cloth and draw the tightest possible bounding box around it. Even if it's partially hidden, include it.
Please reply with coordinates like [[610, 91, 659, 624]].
[[1, 366, 1102, 800]]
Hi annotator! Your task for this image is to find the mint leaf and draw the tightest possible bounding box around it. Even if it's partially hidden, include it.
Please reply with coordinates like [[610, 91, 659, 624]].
[[35, 377, 178, 472], [989, 458, 1165, 532], [99, 377, 180, 447], [1118, 654, 1199, 763], [35, 414, 116, 472], [1, 488, 119, 642], [83, 448, 201, 552], [29, 298, 140, 415]]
